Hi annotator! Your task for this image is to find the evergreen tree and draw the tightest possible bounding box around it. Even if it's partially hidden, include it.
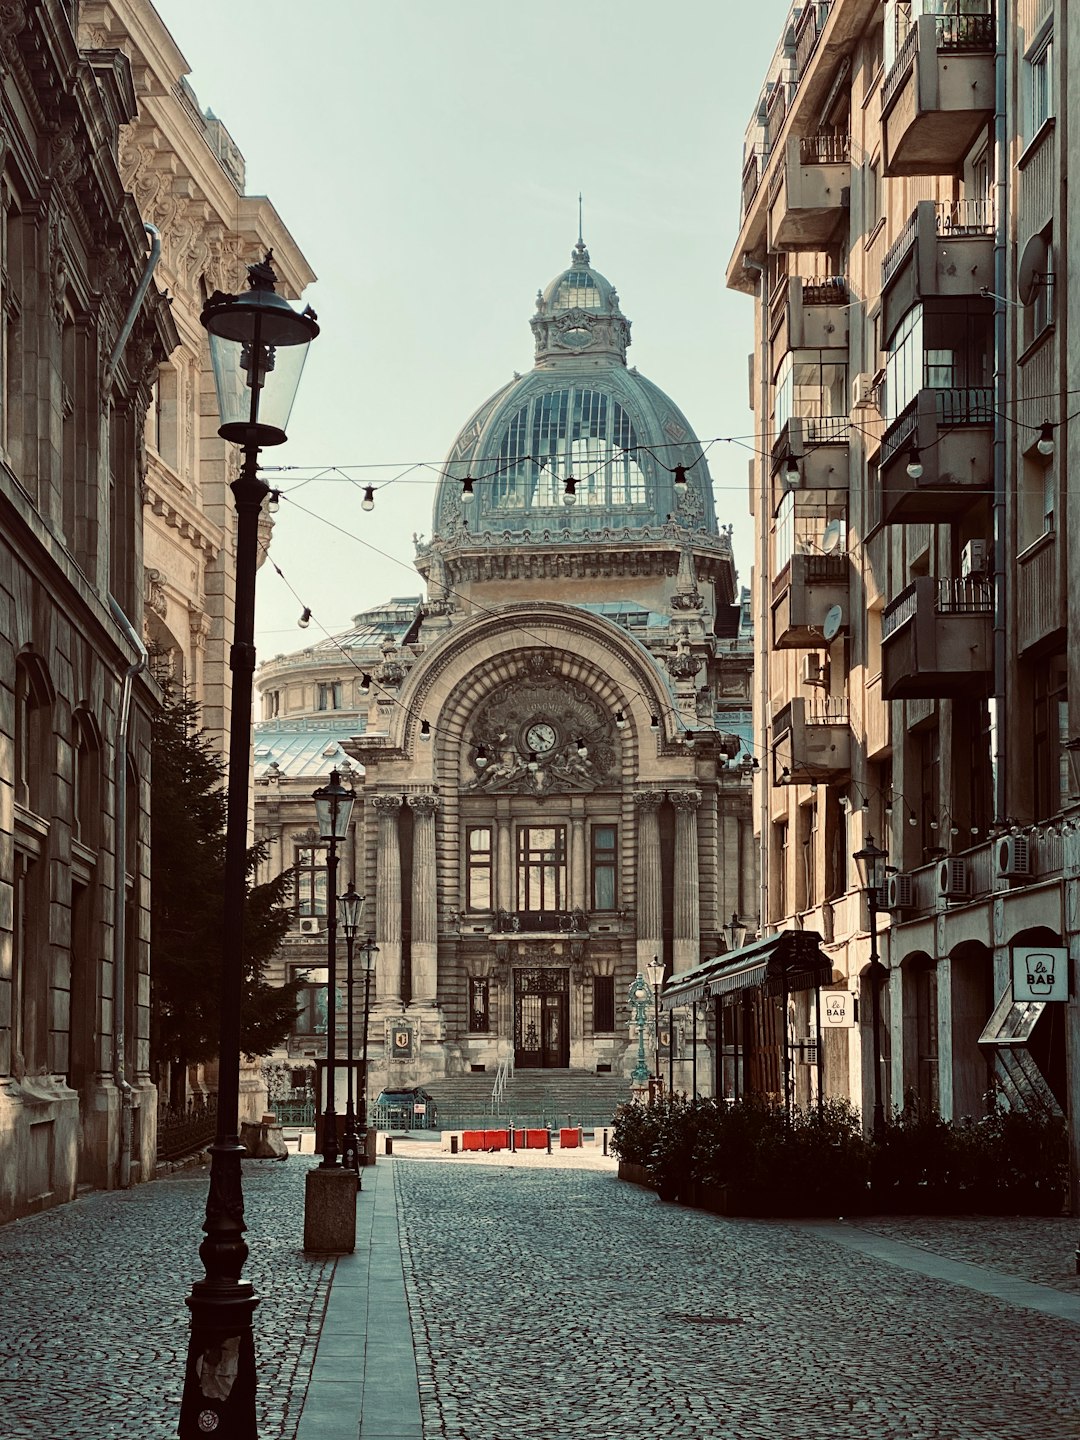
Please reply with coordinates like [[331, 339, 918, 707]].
[[151, 691, 303, 1097]]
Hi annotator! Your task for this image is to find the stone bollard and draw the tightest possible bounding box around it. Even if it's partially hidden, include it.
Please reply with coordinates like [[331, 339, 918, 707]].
[[239, 1114, 287, 1160], [303, 1167, 357, 1254]]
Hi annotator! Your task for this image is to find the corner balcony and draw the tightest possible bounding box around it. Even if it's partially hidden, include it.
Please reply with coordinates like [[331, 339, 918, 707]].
[[881, 9, 995, 177], [772, 551, 850, 650], [767, 133, 851, 251], [881, 200, 995, 336], [771, 413, 850, 510], [877, 387, 993, 526], [881, 576, 993, 700], [771, 275, 849, 364], [772, 695, 851, 785]]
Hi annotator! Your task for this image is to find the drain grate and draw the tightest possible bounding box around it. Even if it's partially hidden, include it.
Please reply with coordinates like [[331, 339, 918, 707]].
[[664, 1312, 746, 1326]]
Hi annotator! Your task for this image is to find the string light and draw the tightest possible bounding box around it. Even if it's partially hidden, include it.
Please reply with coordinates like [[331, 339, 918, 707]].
[[615, 710, 626, 730], [527, 750, 539, 772], [650, 715, 659, 731], [298, 607, 312, 629], [267, 490, 281, 513], [461, 476, 476, 503], [361, 485, 375, 511], [419, 719, 431, 741], [563, 476, 577, 506], [673, 465, 687, 486], [1037, 421, 1055, 457], [784, 456, 800, 485], [475, 744, 489, 768], [360, 672, 371, 690], [575, 737, 588, 757], [906, 445, 923, 481]]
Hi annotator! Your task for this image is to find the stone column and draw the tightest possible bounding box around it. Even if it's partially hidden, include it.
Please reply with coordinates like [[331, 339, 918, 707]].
[[670, 790, 701, 974], [634, 790, 665, 973], [570, 815, 587, 911], [407, 793, 440, 1009], [371, 794, 403, 1006]]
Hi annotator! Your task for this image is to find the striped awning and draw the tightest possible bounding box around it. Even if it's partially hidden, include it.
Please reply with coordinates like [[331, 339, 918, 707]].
[[661, 930, 832, 1009]]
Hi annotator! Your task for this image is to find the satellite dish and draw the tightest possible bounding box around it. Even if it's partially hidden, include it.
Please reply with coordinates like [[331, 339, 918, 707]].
[[821, 519, 843, 554], [1018, 231, 1050, 307], [822, 605, 845, 643]]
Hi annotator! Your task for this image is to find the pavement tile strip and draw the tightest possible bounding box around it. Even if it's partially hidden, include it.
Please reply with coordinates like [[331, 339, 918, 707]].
[[1, 1147, 1078, 1439]]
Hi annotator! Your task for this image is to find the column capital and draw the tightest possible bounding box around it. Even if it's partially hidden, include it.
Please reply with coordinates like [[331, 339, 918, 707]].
[[669, 789, 702, 811], [406, 792, 440, 815], [371, 793, 403, 816], [634, 789, 666, 812]]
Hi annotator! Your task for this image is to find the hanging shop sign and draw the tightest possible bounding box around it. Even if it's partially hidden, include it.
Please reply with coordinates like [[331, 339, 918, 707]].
[[1011, 946, 1068, 1003], [388, 1018, 415, 1061], [821, 990, 856, 1028]]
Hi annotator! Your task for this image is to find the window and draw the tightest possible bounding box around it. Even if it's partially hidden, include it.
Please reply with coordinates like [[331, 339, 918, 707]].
[[149, 362, 178, 469], [1019, 449, 1054, 550], [799, 801, 817, 911], [914, 960, 939, 1112], [71, 710, 101, 849], [773, 820, 789, 921], [918, 725, 941, 857], [465, 827, 492, 912], [292, 966, 328, 1036], [295, 844, 328, 916], [317, 681, 343, 712], [14, 656, 52, 814], [884, 301, 993, 424], [468, 977, 490, 1033], [773, 489, 795, 573], [593, 975, 615, 1033], [265, 689, 281, 719], [863, 158, 881, 240], [1033, 653, 1067, 821], [591, 825, 617, 910], [492, 388, 647, 511], [774, 350, 847, 435], [1027, 32, 1053, 138], [517, 825, 567, 911]]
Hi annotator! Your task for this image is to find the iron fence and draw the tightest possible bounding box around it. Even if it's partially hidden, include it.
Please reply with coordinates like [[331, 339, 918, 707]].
[[157, 1098, 217, 1163]]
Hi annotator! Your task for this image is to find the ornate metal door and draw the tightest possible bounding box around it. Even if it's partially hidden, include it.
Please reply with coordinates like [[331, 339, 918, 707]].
[[514, 968, 570, 1069]]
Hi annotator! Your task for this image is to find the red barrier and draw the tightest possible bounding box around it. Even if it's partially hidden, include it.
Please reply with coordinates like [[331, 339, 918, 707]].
[[513, 1129, 550, 1150], [462, 1131, 485, 1151], [484, 1129, 509, 1151], [559, 1128, 582, 1149]]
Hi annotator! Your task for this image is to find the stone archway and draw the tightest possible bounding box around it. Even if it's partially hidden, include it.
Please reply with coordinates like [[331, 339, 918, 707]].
[[900, 950, 938, 1113], [945, 939, 994, 1120]]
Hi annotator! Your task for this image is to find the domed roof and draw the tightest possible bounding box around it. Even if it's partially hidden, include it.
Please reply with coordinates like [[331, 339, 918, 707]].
[[431, 239, 717, 538]]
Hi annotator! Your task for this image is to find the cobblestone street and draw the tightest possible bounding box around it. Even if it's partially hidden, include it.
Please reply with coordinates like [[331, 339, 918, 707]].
[[2, 1150, 1079, 1439], [0, 1160, 330, 1440], [395, 1151, 1080, 1440]]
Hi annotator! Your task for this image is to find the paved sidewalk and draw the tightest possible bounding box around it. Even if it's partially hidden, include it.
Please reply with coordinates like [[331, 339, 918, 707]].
[[296, 1158, 420, 1440]]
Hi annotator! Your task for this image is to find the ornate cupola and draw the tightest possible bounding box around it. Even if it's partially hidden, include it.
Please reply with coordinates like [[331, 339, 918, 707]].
[[529, 237, 632, 367]]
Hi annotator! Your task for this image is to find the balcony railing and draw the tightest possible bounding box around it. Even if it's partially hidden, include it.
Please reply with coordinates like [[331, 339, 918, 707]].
[[882, 209, 919, 286], [883, 577, 992, 640], [495, 909, 586, 934], [742, 153, 761, 213], [936, 197, 994, 236], [802, 274, 848, 305], [881, 20, 920, 113], [882, 7, 993, 115], [794, 1, 833, 79], [798, 132, 850, 166], [880, 388, 993, 468]]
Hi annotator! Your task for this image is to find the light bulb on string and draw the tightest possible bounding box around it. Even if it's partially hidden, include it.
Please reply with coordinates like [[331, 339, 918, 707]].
[[419, 719, 432, 742], [267, 490, 281, 513], [563, 477, 577, 506], [361, 485, 375, 512], [475, 744, 489, 769], [298, 607, 312, 629], [461, 476, 476, 504], [673, 465, 687, 486], [906, 446, 923, 480], [575, 737, 588, 758], [360, 672, 371, 691], [614, 710, 626, 730], [1037, 421, 1055, 457]]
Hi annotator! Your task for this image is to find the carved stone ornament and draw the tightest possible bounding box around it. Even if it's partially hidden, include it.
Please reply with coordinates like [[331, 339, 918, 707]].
[[370, 794, 403, 816], [464, 669, 617, 796], [671, 590, 704, 612], [668, 790, 702, 811], [406, 793, 440, 816], [144, 567, 167, 617], [634, 790, 665, 812]]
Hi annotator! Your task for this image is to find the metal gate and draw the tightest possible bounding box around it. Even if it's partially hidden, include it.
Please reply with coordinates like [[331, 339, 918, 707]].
[[514, 968, 569, 1069]]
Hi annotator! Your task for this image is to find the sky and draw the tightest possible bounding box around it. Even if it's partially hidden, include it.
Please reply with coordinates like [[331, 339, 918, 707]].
[[152, 0, 787, 662]]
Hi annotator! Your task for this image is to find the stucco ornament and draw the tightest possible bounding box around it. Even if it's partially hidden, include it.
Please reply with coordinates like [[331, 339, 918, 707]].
[[465, 672, 617, 795]]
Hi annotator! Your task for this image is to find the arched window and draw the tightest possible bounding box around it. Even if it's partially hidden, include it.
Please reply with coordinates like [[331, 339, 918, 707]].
[[14, 654, 55, 814], [71, 709, 102, 850]]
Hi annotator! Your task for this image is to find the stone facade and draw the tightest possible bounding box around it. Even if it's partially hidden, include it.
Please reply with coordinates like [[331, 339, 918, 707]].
[[727, 0, 1080, 1186], [253, 246, 757, 1105]]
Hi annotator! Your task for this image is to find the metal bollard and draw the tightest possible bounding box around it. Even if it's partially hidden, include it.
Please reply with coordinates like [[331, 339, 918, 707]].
[[546, 1129, 552, 1154], [602, 1128, 608, 1156], [385, 1137, 393, 1156], [450, 1134, 458, 1155]]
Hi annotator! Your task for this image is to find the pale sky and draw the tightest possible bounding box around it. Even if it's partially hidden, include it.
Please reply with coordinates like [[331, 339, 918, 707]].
[[152, 0, 787, 660]]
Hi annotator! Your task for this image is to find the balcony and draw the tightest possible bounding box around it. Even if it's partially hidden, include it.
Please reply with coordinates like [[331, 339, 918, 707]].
[[772, 275, 849, 362], [877, 387, 993, 525], [772, 695, 850, 785], [772, 413, 850, 509], [881, 576, 993, 700], [881, 9, 995, 177], [772, 551, 849, 650], [768, 133, 851, 251], [882, 200, 995, 338]]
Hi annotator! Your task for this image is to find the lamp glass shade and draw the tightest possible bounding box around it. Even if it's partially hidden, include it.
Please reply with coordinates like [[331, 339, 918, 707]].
[[359, 940, 380, 973], [646, 956, 664, 990], [853, 835, 887, 893], [313, 768, 356, 841], [725, 913, 748, 951], [338, 884, 365, 939], [201, 260, 318, 448]]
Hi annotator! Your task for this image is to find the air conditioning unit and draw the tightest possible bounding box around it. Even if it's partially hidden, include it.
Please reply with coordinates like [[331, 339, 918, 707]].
[[298, 917, 322, 936], [961, 539, 988, 579], [802, 653, 826, 686], [938, 857, 968, 901], [886, 873, 915, 913], [851, 372, 876, 409], [996, 834, 1032, 880]]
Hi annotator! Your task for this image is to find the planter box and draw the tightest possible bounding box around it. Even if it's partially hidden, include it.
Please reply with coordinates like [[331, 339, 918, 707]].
[[617, 1161, 652, 1188]]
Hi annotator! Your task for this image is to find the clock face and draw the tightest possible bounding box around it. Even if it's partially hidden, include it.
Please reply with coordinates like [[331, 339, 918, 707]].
[[523, 721, 558, 755]]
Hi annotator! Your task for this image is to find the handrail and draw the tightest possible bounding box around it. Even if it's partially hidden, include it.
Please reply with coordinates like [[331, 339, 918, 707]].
[[491, 1053, 514, 1114]]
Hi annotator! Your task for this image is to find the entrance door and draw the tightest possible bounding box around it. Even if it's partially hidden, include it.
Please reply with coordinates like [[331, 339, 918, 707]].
[[514, 969, 570, 1068]]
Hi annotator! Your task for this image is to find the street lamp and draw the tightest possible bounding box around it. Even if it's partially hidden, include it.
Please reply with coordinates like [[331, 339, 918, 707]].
[[357, 937, 379, 1154], [646, 954, 665, 1094], [628, 976, 651, 1086], [337, 883, 365, 1179], [692, 996, 709, 1101], [725, 911, 748, 952], [853, 833, 888, 1145], [180, 253, 318, 1440], [314, 768, 356, 1169]]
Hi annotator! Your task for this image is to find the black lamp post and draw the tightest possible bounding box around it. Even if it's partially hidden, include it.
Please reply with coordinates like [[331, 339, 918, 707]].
[[179, 254, 318, 1440], [338, 883, 365, 1179], [357, 936, 379, 1147], [646, 954, 664, 1094], [853, 833, 888, 1145], [314, 769, 356, 1169]]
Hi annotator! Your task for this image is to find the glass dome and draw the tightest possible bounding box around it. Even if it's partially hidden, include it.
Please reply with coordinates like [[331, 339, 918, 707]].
[[431, 241, 717, 537]]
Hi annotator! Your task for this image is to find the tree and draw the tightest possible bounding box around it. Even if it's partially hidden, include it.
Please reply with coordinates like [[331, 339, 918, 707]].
[[151, 691, 304, 1104]]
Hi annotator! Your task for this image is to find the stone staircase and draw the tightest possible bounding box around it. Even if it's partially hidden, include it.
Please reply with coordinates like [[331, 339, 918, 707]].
[[424, 1071, 632, 1130]]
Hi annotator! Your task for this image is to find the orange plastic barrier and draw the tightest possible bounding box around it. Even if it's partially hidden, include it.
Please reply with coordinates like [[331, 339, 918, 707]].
[[513, 1129, 550, 1149], [484, 1129, 509, 1150], [461, 1131, 485, 1151], [559, 1127, 582, 1149]]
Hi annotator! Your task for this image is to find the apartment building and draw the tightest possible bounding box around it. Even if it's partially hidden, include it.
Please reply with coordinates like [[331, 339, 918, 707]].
[[726, 0, 1077, 1189]]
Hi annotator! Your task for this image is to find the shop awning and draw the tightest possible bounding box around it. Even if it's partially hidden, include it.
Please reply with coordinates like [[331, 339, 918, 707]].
[[661, 930, 833, 1008]]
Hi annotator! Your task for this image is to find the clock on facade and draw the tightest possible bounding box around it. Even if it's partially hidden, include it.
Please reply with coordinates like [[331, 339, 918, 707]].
[[522, 721, 558, 755]]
